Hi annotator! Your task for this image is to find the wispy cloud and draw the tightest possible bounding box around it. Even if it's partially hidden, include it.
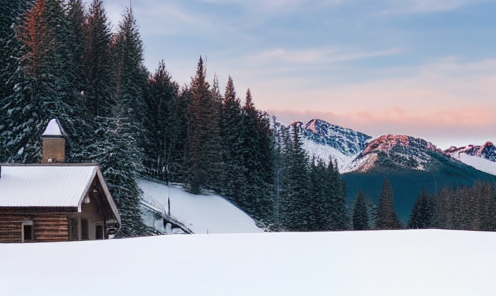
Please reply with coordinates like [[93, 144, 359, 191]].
[[377, 0, 491, 15], [250, 47, 401, 65]]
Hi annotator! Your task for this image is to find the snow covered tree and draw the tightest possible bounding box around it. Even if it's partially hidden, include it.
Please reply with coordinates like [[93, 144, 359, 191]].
[[111, 6, 148, 161], [353, 190, 370, 230], [87, 112, 149, 237], [1, 0, 90, 163], [65, 0, 86, 93], [376, 179, 402, 230], [0, 0, 32, 162]]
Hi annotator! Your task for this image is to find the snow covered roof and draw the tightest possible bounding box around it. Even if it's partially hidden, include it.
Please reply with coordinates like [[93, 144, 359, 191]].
[[42, 118, 66, 137], [0, 165, 120, 224]]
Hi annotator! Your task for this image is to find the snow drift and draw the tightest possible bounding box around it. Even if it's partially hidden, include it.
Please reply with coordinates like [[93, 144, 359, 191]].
[[1, 230, 495, 296]]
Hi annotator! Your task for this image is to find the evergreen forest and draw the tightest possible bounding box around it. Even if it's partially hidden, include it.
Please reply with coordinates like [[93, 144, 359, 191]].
[[1, 0, 495, 236]]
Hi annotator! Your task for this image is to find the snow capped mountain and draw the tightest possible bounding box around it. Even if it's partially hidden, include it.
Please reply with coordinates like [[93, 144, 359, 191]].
[[293, 119, 371, 172], [344, 134, 445, 173], [445, 142, 496, 176]]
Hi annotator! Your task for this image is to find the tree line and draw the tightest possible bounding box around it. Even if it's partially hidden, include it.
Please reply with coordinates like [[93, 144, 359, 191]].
[[352, 180, 496, 231]]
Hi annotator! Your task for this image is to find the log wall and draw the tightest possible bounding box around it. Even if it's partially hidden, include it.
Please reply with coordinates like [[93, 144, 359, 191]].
[[0, 211, 69, 243]]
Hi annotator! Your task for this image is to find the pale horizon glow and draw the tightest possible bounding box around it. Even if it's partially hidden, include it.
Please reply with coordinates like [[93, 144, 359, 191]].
[[85, 0, 496, 149]]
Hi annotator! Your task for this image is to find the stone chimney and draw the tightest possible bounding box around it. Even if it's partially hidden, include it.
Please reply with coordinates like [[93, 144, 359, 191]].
[[42, 119, 66, 163]]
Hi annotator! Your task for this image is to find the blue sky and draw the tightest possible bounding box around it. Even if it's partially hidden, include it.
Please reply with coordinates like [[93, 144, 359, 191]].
[[94, 0, 495, 149]]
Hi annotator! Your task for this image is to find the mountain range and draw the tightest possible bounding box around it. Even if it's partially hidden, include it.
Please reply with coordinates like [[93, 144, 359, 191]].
[[295, 119, 496, 222]]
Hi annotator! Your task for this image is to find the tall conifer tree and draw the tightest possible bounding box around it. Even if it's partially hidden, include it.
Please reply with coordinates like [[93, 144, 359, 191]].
[[83, 0, 114, 118], [376, 179, 402, 230], [353, 190, 370, 230], [144, 60, 180, 183], [185, 57, 223, 194], [220, 76, 245, 204]]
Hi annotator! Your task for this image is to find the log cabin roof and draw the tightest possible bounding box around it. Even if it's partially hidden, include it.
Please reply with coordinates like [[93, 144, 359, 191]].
[[0, 164, 120, 224]]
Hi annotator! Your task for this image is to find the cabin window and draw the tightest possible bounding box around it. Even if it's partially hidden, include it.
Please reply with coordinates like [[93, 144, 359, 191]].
[[81, 219, 89, 240], [95, 224, 104, 240], [22, 220, 34, 242]]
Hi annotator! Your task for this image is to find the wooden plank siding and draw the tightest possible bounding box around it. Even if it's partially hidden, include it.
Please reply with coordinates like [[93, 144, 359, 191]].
[[0, 211, 69, 243]]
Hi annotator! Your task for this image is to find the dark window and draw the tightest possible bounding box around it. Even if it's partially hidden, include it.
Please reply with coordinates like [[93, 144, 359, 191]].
[[95, 224, 103, 240], [81, 219, 89, 240], [69, 218, 78, 241], [23, 224, 33, 242]]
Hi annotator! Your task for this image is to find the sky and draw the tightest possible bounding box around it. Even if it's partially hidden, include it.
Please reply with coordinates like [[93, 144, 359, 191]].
[[89, 0, 495, 149]]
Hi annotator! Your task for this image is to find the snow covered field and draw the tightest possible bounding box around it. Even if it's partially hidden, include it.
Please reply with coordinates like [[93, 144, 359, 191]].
[[1, 230, 495, 296], [139, 179, 263, 234]]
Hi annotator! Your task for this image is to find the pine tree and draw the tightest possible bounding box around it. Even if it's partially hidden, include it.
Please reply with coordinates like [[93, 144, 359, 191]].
[[325, 159, 349, 230], [111, 6, 149, 160], [65, 0, 86, 93], [184, 57, 223, 194], [219, 76, 246, 204], [143, 60, 180, 183], [241, 89, 274, 223], [1, 0, 90, 163], [87, 112, 149, 237], [376, 179, 402, 230], [280, 124, 310, 231], [0, 0, 32, 162], [407, 188, 432, 229], [353, 190, 370, 230], [82, 0, 114, 118], [308, 158, 327, 230]]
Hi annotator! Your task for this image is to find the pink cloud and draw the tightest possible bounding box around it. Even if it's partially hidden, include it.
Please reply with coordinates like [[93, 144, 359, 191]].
[[271, 105, 496, 149]]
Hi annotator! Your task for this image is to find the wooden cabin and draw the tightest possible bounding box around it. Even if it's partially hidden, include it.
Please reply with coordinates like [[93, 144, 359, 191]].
[[0, 119, 121, 243]]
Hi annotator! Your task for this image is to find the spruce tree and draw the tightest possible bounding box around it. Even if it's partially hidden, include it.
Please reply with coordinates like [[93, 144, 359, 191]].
[[83, 0, 114, 118], [376, 179, 402, 230], [280, 124, 310, 231], [184, 57, 223, 194], [353, 190, 370, 230], [143, 60, 180, 183], [65, 0, 86, 93], [324, 159, 349, 230], [220, 76, 246, 205], [241, 89, 274, 223], [87, 112, 149, 237], [2, 0, 90, 163], [0, 0, 31, 162], [111, 6, 149, 161], [407, 188, 432, 229]]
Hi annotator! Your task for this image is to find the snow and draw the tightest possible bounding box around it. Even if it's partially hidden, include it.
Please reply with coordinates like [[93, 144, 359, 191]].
[[301, 138, 358, 173], [451, 152, 496, 176], [1, 230, 495, 296], [139, 179, 263, 234], [0, 165, 98, 208], [42, 118, 64, 136]]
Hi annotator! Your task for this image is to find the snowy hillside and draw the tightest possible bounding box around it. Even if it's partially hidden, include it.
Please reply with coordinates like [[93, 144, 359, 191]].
[[449, 152, 496, 176], [301, 138, 359, 173], [445, 142, 496, 176], [1, 230, 495, 296], [138, 179, 263, 234]]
